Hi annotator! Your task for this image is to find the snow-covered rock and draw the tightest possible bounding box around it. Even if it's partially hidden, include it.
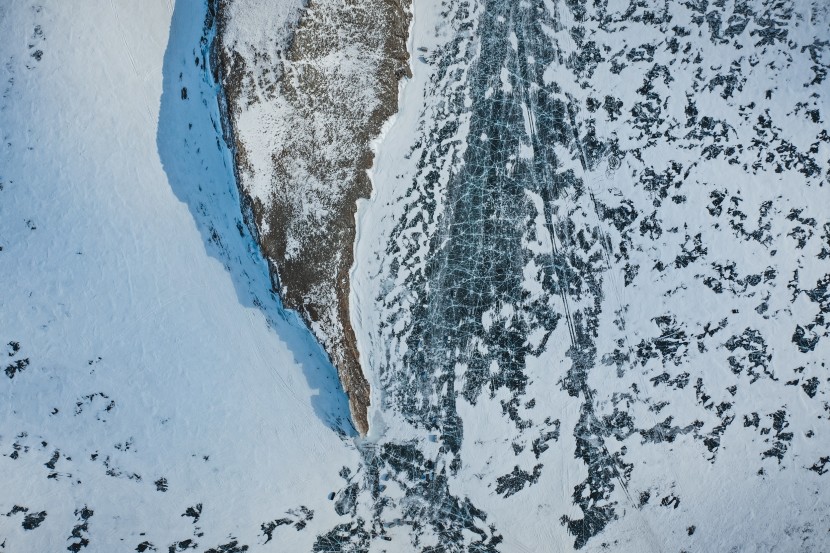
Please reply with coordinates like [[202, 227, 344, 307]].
[[214, 0, 412, 435]]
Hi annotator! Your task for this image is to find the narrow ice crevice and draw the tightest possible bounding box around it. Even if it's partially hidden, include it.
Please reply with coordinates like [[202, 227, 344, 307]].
[[349, 3, 420, 441]]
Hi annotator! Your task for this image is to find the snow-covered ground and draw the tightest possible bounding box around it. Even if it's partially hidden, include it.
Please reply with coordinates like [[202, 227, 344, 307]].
[[0, 2, 357, 551]]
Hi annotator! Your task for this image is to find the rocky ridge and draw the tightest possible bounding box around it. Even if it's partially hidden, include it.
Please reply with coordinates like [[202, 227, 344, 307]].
[[212, 0, 412, 434]]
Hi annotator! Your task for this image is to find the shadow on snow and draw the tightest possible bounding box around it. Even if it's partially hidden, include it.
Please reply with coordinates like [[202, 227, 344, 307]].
[[156, 0, 355, 437]]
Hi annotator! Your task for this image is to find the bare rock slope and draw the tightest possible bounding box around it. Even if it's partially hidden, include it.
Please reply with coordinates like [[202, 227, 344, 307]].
[[213, 0, 411, 434]]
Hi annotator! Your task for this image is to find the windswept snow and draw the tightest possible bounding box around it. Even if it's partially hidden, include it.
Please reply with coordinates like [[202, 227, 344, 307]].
[[0, 1, 356, 551]]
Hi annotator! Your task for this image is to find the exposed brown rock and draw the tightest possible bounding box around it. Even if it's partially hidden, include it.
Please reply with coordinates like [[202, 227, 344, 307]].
[[211, 0, 411, 434]]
